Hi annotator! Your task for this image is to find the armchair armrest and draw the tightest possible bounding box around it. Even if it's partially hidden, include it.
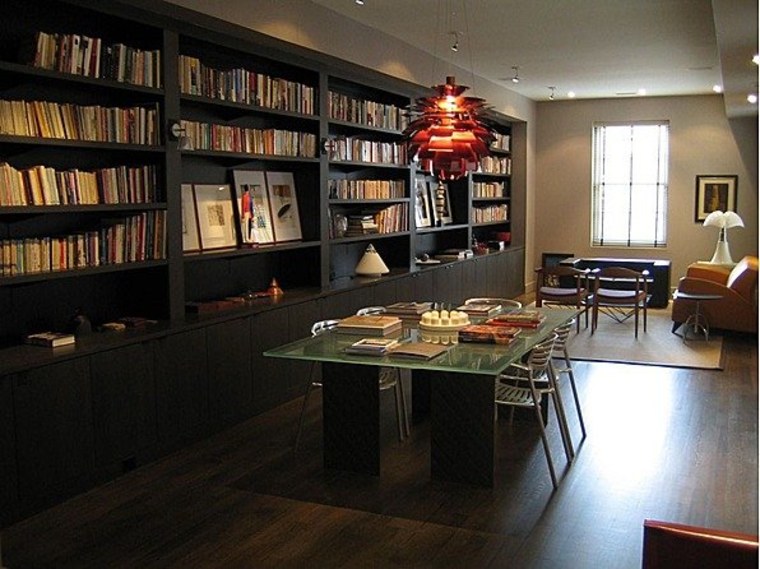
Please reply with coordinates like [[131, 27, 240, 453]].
[[685, 263, 731, 284], [676, 277, 745, 303]]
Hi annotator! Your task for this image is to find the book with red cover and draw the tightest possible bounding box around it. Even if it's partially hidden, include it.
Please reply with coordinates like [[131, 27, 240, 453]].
[[458, 324, 521, 344], [486, 311, 546, 328]]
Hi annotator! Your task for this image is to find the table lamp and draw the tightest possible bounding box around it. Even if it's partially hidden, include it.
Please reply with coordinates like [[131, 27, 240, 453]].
[[703, 210, 744, 265], [355, 244, 389, 277]]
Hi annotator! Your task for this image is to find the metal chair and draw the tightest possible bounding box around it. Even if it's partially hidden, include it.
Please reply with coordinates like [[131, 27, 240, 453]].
[[550, 320, 587, 447], [463, 297, 522, 311], [495, 334, 571, 490]]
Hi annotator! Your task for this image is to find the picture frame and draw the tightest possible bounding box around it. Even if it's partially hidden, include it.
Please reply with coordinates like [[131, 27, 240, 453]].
[[180, 183, 200, 252], [266, 171, 302, 242], [193, 184, 237, 250], [232, 170, 275, 246], [429, 182, 453, 226], [414, 178, 432, 228], [695, 175, 738, 222]]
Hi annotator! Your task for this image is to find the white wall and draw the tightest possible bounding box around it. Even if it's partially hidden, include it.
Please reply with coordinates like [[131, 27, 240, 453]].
[[534, 95, 758, 291]]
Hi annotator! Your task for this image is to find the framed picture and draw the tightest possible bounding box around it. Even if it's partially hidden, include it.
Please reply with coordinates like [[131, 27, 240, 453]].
[[429, 182, 453, 226], [193, 184, 237, 250], [414, 179, 432, 228], [232, 170, 275, 246], [695, 175, 738, 222], [180, 183, 200, 252], [266, 171, 302, 242]]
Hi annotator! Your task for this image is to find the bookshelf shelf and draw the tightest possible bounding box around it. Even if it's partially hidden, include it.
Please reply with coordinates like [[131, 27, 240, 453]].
[[0, 258, 168, 285]]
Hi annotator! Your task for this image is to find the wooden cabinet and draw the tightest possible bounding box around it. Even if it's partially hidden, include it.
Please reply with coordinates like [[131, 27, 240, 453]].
[[13, 358, 95, 509], [90, 342, 157, 471], [0, 378, 17, 526], [433, 262, 464, 305], [207, 318, 253, 428], [153, 328, 209, 449]]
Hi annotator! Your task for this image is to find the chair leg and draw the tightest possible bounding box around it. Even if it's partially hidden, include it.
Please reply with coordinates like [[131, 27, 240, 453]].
[[294, 362, 319, 453], [397, 369, 411, 438], [548, 362, 574, 462], [562, 348, 587, 439], [533, 402, 559, 490]]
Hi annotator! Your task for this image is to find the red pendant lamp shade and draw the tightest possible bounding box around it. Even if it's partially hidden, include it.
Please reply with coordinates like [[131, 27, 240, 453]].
[[404, 76, 495, 181]]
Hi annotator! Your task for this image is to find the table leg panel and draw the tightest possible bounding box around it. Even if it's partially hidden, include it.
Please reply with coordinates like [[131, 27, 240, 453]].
[[431, 372, 495, 487], [322, 363, 380, 475]]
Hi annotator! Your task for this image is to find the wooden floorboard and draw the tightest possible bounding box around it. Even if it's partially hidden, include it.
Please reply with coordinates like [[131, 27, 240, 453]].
[[3, 329, 757, 568]]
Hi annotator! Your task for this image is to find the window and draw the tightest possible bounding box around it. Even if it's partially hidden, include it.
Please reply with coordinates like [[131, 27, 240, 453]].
[[591, 122, 669, 247]]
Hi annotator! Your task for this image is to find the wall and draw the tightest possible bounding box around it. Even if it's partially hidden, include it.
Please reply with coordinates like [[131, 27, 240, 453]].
[[534, 95, 758, 291]]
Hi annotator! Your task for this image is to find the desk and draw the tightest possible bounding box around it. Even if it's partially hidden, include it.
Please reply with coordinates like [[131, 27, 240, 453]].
[[265, 308, 578, 487]]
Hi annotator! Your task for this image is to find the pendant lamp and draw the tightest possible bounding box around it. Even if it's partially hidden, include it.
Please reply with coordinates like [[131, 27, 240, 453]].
[[403, 75, 495, 182]]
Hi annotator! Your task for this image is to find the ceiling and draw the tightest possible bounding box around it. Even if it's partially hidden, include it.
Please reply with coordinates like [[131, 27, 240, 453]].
[[311, 0, 758, 116]]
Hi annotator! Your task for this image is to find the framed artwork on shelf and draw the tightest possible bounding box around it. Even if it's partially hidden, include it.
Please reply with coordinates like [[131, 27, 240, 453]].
[[695, 174, 738, 222], [193, 184, 237, 250], [181, 183, 200, 252], [414, 178, 432, 228], [266, 171, 302, 242], [429, 182, 453, 226], [232, 170, 275, 245]]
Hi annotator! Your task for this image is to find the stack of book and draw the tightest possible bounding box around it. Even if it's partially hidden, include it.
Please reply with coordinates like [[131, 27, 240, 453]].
[[384, 301, 432, 319], [387, 341, 450, 360], [345, 215, 379, 236], [25, 331, 76, 348], [486, 310, 546, 329], [458, 324, 521, 344], [335, 314, 402, 337], [345, 337, 400, 356], [456, 302, 502, 317]]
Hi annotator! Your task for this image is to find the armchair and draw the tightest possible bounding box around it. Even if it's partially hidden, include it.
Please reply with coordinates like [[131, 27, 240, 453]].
[[672, 256, 758, 334]]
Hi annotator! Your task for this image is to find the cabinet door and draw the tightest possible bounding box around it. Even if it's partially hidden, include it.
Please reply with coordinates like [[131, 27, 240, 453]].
[[504, 248, 525, 298], [154, 329, 209, 448], [462, 256, 489, 300], [322, 287, 373, 318], [0, 377, 17, 526], [207, 318, 253, 427], [91, 342, 157, 468], [251, 306, 293, 414], [13, 359, 95, 506], [403, 270, 434, 302], [434, 262, 463, 305], [372, 279, 398, 307], [486, 252, 510, 298]]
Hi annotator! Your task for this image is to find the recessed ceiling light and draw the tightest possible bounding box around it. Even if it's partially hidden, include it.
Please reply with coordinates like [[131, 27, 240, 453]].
[[748, 93, 758, 104], [752, 54, 759, 65], [355, 0, 365, 5], [567, 91, 576, 98], [712, 84, 723, 93], [637, 88, 647, 96]]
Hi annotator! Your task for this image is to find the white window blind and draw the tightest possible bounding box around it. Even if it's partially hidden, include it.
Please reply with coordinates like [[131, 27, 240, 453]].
[[591, 122, 669, 247]]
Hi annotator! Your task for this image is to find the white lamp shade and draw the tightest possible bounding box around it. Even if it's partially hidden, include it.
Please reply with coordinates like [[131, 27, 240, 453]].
[[703, 210, 744, 229], [355, 244, 389, 277]]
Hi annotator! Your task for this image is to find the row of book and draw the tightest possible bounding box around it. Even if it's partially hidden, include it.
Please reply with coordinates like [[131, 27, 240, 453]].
[[479, 155, 512, 175], [328, 91, 408, 131], [181, 120, 316, 158], [374, 203, 409, 234], [30, 31, 162, 88], [328, 179, 405, 200], [328, 136, 407, 165], [0, 210, 166, 277], [0, 99, 160, 145], [179, 55, 315, 115], [491, 133, 510, 152], [0, 163, 158, 207], [472, 181, 506, 198], [472, 204, 509, 224]]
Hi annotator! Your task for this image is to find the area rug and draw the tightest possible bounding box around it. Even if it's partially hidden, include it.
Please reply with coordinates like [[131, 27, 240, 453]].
[[535, 304, 724, 369]]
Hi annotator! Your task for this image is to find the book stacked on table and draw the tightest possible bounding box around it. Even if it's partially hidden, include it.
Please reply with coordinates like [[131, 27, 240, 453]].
[[335, 314, 402, 336], [25, 331, 76, 348], [456, 302, 502, 317], [384, 301, 433, 319], [345, 337, 400, 356], [458, 324, 521, 344], [486, 310, 546, 329], [387, 341, 450, 360]]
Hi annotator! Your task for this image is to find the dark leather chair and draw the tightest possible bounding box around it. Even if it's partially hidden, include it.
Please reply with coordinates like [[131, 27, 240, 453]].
[[642, 519, 758, 569]]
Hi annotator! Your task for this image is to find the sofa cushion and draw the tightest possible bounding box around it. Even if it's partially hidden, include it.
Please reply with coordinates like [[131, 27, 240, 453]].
[[727, 256, 758, 301]]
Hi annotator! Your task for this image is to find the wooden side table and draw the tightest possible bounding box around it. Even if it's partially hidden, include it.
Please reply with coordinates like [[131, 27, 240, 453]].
[[673, 291, 723, 341]]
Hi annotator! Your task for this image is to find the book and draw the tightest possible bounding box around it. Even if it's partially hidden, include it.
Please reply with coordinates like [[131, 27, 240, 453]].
[[456, 302, 502, 317], [486, 311, 546, 329], [345, 337, 401, 355], [387, 341, 451, 360], [384, 301, 433, 316], [458, 324, 521, 344], [25, 331, 76, 348], [336, 314, 403, 336]]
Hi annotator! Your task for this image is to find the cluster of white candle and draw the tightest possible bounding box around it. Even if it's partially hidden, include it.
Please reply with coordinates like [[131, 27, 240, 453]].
[[420, 309, 469, 328]]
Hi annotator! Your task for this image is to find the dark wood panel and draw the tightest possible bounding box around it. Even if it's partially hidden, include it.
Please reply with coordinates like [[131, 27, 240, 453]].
[[154, 329, 210, 449], [371, 278, 398, 306], [322, 287, 373, 319], [207, 318, 253, 427], [0, 377, 17, 526], [90, 342, 157, 468], [433, 262, 463, 305], [251, 306, 291, 414], [13, 358, 95, 506], [462, 255, 489, 299]]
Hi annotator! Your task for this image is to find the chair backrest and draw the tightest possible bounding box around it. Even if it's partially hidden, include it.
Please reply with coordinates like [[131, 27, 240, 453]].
[[465, 297, 522, 309], [537, 265, 589, 290], [594, 266, 648, 293], [727, 256, 758, 302], [356, 306, 386, 316], [311, 319, 340, 336], [526, 334, 557, 377], [551, 321, 575, 349]]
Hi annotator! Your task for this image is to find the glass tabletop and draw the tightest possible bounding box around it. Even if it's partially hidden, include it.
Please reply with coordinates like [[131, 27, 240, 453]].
[[265, 308, 579, 376]]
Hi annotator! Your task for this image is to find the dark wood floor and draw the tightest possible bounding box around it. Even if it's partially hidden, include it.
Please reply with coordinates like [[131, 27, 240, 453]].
[[3, 327, 757, 568]]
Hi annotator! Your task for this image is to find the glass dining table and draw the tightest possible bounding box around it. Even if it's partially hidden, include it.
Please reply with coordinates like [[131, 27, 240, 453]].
[[265, 307, 579, 487]]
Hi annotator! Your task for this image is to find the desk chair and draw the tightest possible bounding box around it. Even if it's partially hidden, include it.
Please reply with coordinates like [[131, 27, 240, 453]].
[[592, 266, 649, 338], [495, 334, 571, 490], [535, 265, 591, 332]]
